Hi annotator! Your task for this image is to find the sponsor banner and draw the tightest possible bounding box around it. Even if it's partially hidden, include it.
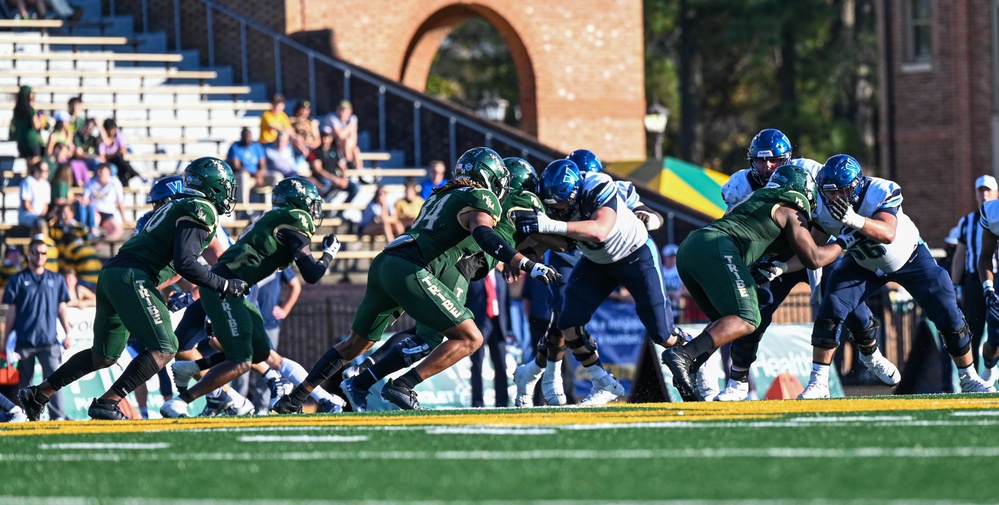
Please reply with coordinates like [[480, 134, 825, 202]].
[[570, 300, 647, 400]]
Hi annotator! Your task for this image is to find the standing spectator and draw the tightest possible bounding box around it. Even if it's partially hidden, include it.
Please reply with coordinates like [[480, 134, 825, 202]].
[[264, 132, 299, 181], [99, 119, 142, 185], [12, 85, 44, 166], [308, 129, 359, 204], [260, 93, 291, 145], [18, 161, 51, 227], [324, 100, 363, 169], [951, 175, 999, 371], [359, 184, 404, 242], [660, 243, 686, 323], [289, 101, 320, 156], [81, 163, 126, 241], [467, 269, 510, 408], [394, 179, 424, 230], [247, 269, 301, 414], [2, 238, 71, 420], [226, 127, 268, 207], [420, 160, 448, 199]]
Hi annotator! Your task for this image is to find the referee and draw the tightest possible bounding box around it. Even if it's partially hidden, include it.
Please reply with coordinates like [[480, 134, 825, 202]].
[[951, 175, 999, 369]]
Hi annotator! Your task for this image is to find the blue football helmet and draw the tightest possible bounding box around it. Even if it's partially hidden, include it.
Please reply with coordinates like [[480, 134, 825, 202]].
[[540, 159, 582, 220], [146, 175, 185, 204], [747, 128, 793, 185], [566, 149, 602, 174], [817, 154, 865, 206]]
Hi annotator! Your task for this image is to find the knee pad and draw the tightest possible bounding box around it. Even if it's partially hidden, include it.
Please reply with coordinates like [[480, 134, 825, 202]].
[[566, 326, 597, 361], [849, 319, 880, 354], [941, 321, 972, 357], [395, 336, 432, 367], [811, 319, 842, 350]]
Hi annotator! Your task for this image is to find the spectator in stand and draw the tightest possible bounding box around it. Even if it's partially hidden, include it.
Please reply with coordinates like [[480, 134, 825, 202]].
[[247, 269, 302, 414], [45, 118, 72, 158], [72, 118, 100, 172], [99, 118, 143, 186], [660, 244, 687, 324], [28, 223, 60, 273], [12, 85, 44, 166], [49, 163, 75, 209], [226, 127, 268, 207], [65, 97, 84, 137], [264, 132, 299, 181], [81, 163, 126, 241], [394, 178, 424, 230], [18, 161, 50, 227], [0, 245, 24, 295], [467, 268, 511, 408], [324, 99, 363, 169], [49, 204, 100, 305], [260, 93, 292, 145], [308, 129, 359, 205], [420, 160, 448, 199], [359, 184, 404, 242], [289, 100, 320, 157], [2, 238, 71, 420]]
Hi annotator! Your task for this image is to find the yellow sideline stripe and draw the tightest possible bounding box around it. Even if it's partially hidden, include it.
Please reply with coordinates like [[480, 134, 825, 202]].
[[2, 397, 997, 437]]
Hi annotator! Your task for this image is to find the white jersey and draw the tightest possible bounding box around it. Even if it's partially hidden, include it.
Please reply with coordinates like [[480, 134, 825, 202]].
[[979, 199, 999, 236], [721, 158, 822, 211], [813, 177, 920, 274], [569, 172, 648, 264]]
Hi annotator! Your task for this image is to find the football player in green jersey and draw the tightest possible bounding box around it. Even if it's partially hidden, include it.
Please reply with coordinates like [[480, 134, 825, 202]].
[[273, 147, 560, 413], [159, 177, 340, 418], [661, 164, 849, 401], [339, 156, 549, 410], [18, 157, 250, 421]]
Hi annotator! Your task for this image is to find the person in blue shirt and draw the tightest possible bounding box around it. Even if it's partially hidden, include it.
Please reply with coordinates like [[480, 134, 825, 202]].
[[226, 127, 267, 208], [419, 160, 449, 200], [2, 238, 71, 420]]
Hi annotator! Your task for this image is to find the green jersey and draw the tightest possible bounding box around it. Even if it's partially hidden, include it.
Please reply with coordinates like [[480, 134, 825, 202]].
[[402, 186, 502, 265], [219, 207, 315, 285], [706, 187, 809, 265], [113, 196, 218, 284]]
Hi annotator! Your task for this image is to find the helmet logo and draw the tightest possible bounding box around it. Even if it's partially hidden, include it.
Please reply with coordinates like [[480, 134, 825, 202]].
[[755, 149, 775, 158]]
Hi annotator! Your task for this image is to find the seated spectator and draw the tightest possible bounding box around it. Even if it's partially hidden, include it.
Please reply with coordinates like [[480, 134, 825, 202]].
[[45, 118, 72, 158], [15, 0, 82, 21], [420, 159, 449, 199], [64, 97, 84, 137], [394, 179, 424, 230], [264, 132, 299, 180], [99, 118, 143, 185], [12, 85, 44, 166], [81, 163, 126, 241], [0, 245, 24, 293], [226, 127, 268, 206], [289, 100, 320, 156], [308, 129, 359, 206], [323, 99, 364, 169], [18, 161, 50, 227], [360, 184, 404, 242], [50, 205, 99, 305], [260, 93, 292, 145], [49, 163, 75, 209], [72, 117, 100, 172], [49, 203, 89, 248]]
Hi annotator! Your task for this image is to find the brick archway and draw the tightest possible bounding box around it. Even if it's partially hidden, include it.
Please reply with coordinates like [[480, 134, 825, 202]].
[[398, 4, 538, 136]]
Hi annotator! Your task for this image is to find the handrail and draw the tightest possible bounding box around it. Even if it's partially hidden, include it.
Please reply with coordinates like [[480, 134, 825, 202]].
[[117, 0, 560, 170]]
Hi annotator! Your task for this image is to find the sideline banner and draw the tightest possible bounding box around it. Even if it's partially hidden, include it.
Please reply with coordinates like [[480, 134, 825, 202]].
[[570, 300, 647, 400]]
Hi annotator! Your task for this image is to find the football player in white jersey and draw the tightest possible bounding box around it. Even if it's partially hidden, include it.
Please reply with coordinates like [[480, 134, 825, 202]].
[[513, 159, 682, 406], [971, 198, 999, 385], [799, 154, 993, 398]]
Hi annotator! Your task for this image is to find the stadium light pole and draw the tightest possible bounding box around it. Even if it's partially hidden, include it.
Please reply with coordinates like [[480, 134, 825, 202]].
[[644, 98, 670, 161]]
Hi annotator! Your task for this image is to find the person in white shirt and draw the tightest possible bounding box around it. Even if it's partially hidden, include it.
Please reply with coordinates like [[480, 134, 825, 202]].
[[81, 163, 126, 241], [322, 100, 364, 169], [18, 162, 51, 227]]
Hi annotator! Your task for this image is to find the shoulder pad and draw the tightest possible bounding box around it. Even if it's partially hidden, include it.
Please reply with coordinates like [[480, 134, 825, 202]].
[[982, 200, 999, 235], [615, 181, 641, 209], [778, 190, 812, 220], [580, 172, 617, 210], [177, 196, 219, 228], [858, 177, 902, 216], [721, 170, 753, 209], [468, 187, 502, 218], [286, 208, 316, 235], [789, 158, 823, 178]]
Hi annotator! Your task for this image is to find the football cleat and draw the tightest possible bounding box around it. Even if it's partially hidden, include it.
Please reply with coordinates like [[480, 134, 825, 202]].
[[579, 374, 626, 406], [1, 407, 27, 423], [859, 351, 901, 386], [797, 380, 830, 399], [960, 373, 996, 394], [982, 365, 998, 387], [662, 347, 702, 402], [695, 367, 721, 402], [88, 398, 129, 420], [514, 362, 543, 407], [381, 379, 425, 410], [341, 377, 369, 413], [221, 396, 255, 416], [160, 397, 190, 418], [17, 386, 48, 421], [270, 395, 303, 415], [266, 378, 291, 409], [715, 379, 750, 402], [199, 391, 233, 417], [341, 364, 362, 381], [171, 360, 201, 393], [317, 396, 346, 414], [541, 367, 566, 406]]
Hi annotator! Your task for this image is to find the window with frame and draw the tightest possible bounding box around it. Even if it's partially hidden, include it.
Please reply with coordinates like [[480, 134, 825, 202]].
[[905, 0, 932, 65]]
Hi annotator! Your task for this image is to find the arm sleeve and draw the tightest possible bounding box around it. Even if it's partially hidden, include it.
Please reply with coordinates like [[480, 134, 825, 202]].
[[173, 221, 228, 292], [278, 228, 329, 284], [471, 225, 520, 266]]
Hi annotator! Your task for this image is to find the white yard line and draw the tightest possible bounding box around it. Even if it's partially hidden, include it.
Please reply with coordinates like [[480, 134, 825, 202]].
[[0, 498, 985, 505], [424, 427, 557, 435], [238, 435, 368, 442], [38, 443, 170, 450]]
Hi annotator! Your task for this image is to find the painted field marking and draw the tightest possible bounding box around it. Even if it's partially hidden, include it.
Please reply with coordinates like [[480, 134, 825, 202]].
[[238, 435, 368, 443], [38, 443, 169, 450], [951, 410, 999, 417], [5, 446, 999, 463], [424, 427, 557, 435], [0, 498, 984, 505], [791, 416, 914, 422]]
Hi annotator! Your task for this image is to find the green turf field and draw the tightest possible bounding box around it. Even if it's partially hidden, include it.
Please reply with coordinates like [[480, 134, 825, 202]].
[[2, 395, 998, 503]]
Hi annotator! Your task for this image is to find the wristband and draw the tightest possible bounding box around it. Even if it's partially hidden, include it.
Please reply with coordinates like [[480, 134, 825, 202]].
[[984, 280, 994, 292], [519, 256, 536, 272], [842, 212, 865, 230], [544, 219, 568, 235]]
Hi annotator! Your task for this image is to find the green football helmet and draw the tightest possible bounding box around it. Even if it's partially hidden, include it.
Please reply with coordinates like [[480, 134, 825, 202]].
[[503, 157, 539, 194], [273, 177, 323, 222], [183, 157, 236, 214], [767, 163, 817, 213], [455, 147, 510, 201]]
